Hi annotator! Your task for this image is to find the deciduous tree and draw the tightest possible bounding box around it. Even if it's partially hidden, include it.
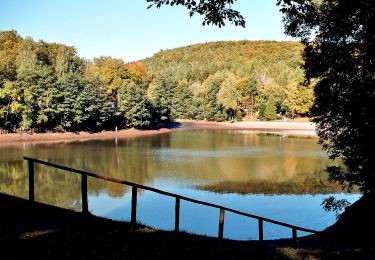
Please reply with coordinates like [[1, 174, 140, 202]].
[[279, 0, 375, 193]]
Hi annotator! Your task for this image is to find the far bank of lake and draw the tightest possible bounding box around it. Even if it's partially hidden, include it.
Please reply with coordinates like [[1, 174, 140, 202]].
[[0, 120, 316, 144]]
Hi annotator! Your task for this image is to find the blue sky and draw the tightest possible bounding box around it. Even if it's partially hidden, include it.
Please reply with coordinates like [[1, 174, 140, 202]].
[[0, 0, 293, 62]]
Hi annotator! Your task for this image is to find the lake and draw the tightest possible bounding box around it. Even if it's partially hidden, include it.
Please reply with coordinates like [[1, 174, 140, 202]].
[[0, 129, 360, 240]]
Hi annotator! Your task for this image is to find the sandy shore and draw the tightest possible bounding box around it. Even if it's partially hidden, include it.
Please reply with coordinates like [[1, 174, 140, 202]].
[[0, 120, 316, 144], [0, 128, 173, 143], [180, 120, 316, 131]]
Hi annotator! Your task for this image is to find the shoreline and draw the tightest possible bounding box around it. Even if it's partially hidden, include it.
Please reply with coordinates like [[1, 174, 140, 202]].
[[180, 120, 316, 130], [0, 120, 316, 144]]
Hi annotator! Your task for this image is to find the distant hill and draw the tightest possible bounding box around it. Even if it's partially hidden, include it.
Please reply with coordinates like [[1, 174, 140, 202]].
[[1, 32, 312, 131], [144, 40, 304, 85], [143, 41, 312, 120]]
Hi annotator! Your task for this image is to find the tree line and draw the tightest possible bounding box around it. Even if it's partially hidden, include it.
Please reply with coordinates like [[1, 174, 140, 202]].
[[1, 30, 314, 132], [144, 40, 314, 121]]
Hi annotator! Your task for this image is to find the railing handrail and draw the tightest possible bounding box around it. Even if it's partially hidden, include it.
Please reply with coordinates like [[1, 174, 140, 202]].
[[23, 156, 318, 239]]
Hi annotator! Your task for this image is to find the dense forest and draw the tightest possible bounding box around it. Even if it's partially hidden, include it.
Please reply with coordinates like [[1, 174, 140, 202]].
[[144, 41, 313, 121], [0, 30, 313, 132]]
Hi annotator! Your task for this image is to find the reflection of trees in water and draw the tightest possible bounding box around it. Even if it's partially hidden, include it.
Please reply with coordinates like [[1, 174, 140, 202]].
[[0, 158, 151, 209], [0, 130, 342, 205], [159, 131, 337, 186], [197, 178, 347, 195], [0, 138, 161, 208], [0, 161, 82, 209], [0, 161, 28, 199]]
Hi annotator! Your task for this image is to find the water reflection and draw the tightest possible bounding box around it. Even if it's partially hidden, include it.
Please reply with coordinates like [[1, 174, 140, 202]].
[[0, 130, 360, 240]]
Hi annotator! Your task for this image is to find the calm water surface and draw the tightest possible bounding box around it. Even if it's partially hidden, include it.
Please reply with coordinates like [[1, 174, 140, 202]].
[[0, 129, 360, 240]]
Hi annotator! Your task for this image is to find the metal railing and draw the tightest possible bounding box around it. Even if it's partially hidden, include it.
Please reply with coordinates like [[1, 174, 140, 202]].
[[23, 156, 318, 243]]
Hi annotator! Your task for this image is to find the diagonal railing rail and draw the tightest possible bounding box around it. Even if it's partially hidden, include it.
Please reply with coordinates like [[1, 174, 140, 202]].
[[23, 156, 318, 243]]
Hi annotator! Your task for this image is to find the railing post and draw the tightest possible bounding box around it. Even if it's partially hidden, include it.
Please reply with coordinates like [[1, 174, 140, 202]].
[[292, 227, 297, 247], [28, 160, 34, 202], [131, 185, 137, 227], [20, 157, 319, 242], [258, 219, 264, 242], [218, 208, 225, 239], [81, 174, 88, 214], [175, 197, 180, 232]]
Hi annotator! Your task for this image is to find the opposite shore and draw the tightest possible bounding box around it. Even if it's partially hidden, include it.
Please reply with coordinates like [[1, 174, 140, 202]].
[[0, 120, 316, 143]]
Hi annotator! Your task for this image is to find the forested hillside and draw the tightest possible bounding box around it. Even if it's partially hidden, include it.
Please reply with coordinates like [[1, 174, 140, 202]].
[[0, 31, 313, 132], [144, 41, 314, 121]]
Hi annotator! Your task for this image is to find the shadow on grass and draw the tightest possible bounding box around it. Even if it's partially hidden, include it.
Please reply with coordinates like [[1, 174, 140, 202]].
[[0, 193, 285, 259], [0, 193, 373, 259]]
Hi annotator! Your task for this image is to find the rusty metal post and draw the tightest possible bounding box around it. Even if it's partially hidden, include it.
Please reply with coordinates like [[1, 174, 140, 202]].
[[218, 208, 225, 239]]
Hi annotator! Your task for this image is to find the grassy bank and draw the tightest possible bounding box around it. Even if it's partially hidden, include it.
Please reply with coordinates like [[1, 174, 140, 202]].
[[0, 193, 372, 259]]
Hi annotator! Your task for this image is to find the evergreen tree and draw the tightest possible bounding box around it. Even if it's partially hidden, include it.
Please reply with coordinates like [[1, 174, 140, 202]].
[[238, 77, 258, 118], [73, 77, 113, 131], [189, 82, 206, 120], [118, 81, 154, 128], [258, 99, 266, 121], [171, 80, 195, 119], [202, 71, 227, 121], [217, 72, 242, 120], [56, 74, 112, 131], [147, 73, 175, 123], [264, 96, 278, 121]]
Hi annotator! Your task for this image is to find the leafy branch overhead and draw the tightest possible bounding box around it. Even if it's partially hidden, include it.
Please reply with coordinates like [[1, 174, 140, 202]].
[[146, 0, 246, 27]]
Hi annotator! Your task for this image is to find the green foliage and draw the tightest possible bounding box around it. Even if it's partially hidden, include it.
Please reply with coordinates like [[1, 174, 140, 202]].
[[0, 30, 21, 81], [14, 68, 58, 129], [171, 80, 195, 119], [258, 96, 278, 121], [146, 0, 245, 27], [188, 82, 206, 119], [282, 80, 314, 117], [86, 56, 130, 92], [1, 31, 316, 132], [0, 79, 22, 129], [264, 96, 278, 121], [217, 72, 241, 119], [280, 0, 375, 193], [57, 75, 113, 131], [258, 99, 267, 121], [0, 31, 113, 132], [144, 41, 312, 121], [147, 73, 175, 123], [201, 71, 226, 121], [118, 81, 154, 128]]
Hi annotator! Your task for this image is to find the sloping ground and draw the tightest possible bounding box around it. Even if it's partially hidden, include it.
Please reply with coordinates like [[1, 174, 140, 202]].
[[143, 41, 303, 80], [311, 192, 375, 249], [0, 193, 372, 259]]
